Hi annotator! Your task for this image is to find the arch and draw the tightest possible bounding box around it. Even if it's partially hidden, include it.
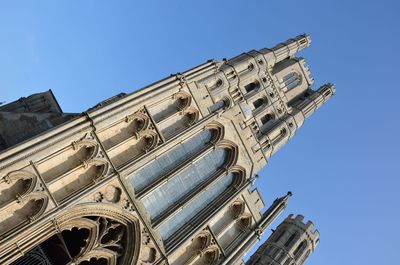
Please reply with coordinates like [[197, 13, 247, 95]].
[[284, 232, 298, 247], [244, 80, 260, 94], [150, 91, 192, 122], [260, 113, 275, 126], [230, 200, 245, 219], [0, 192, 49, 237], [204, 122, 225, 143], [125, 112, 150, 132], [215, 140, 239, 169], [192, 231, 212, 251], [40, 139, 98, 183], [56, 204, 140, 265], [202, 246, 220, 264], [158, 167, 246, 244], [12, 203, 141, 265], [0, 170, 37, 206], [175, 91, 192, 111], [273, 229, 286, 243], [142, 144, 238, 221], [48, 157, 110, 202], [229, 166, 247, 189], [72, 138, 99, 155], [183, 107, 200, 126], [237, 213, 252, 232], [252, 97, 267, 111], [140, 131, 159, 152], [130, 125, 224, 193], [100, 111, 150, 151], [159, 107, 200, 139], [107, 128, 159, 168], [84, 158, 110, 178], [22, 192, 49, 222], [293, 239, 308, 260]]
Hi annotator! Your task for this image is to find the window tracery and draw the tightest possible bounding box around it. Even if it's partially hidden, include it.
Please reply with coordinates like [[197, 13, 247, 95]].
[[12, 216, 129, 265], [130, 125, 222, 194], [10, 203, 141, 265], [158, 167, 245, 244], [282, 72, 302, 90]]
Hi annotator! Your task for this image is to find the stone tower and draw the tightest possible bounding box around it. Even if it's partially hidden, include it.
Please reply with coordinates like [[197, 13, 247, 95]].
[[0, 34, 334, 265], [246, 215, 319, 265]]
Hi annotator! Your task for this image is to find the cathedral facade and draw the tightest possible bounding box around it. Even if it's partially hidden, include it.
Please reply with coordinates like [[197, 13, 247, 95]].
[[0, 34, 334, 265]]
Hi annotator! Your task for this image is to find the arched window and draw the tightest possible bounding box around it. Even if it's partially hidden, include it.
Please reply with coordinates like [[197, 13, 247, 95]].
[[244, 80, 260, 94], [158, 171, 242, 241], [209, 98, 229, 113], [149, 92, 192, 122], [252, 98, 266, 110], [11, 211, 139, 265], [293, 240, 307, 260], [274, 230, 286, 243], [284, 232, 298, 247], [141, 147, 230, 220], [129, 128, 217, 192], [282, 72, 301, 90], [261, 113, 275, 125]]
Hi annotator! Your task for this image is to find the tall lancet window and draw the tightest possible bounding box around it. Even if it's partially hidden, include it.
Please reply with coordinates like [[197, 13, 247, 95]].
[[129, 128, 215, 193], [141, 147, 229, 220], [282, 72, 301, 90], [128, 124, 244, 245], [158, 171, 240, 241]]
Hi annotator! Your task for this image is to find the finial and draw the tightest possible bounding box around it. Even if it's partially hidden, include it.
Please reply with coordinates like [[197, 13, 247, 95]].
[[250, 174, 259, 185]]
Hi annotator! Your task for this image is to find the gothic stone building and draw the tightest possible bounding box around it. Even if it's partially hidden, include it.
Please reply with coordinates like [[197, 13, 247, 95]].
[[0, 34, 334, 265]]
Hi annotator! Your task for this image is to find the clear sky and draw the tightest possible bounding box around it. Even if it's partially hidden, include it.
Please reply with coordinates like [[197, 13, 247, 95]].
[[1, 1, 399, 264]]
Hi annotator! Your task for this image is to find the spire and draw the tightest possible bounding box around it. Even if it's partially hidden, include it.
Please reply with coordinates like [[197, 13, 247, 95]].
[[219, 192, 292, 265], [258, 192, 292, 234], [260, 34, 312, 67]]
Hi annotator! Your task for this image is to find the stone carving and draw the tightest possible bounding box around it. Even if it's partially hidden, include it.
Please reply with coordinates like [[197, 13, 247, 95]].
[[101, 109, 160, 167], [139, 228, 160, 265], [12, 216, 130, 265], [40, 132, 112, 201], [104, 185, 122, 203], [0, 169, 50, 238], [122, 199, 135, 212]]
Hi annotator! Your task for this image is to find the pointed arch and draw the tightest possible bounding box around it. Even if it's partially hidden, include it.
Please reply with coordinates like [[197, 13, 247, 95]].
[[11, 203, 141, 265], [202, 246, 220, 264], [0, 170, 37, 206]]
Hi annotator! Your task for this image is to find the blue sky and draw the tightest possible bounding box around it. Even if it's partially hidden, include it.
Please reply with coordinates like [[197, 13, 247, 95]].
[[1, 1, 399, 264]]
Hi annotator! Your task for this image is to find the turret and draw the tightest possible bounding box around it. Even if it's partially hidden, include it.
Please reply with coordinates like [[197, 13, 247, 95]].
[[261, 34, 312, 68], [246, 214, 319, 265]]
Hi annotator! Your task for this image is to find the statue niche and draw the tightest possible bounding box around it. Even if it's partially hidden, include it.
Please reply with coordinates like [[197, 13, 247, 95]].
[[0, 193, 48, 238], [97, 111, 159, 168], [36, 133, 110, 202], [147, 92, 199, 140], [0, 170, 49, 238]]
